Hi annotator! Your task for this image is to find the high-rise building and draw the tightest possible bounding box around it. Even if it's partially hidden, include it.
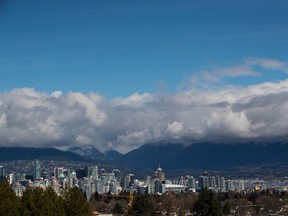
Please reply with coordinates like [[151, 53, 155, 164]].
[[155, 165, 165, 182], [9, 173, 14, 184], [148, 181, 154, 194], [220, 177, 226, 192], [112, 169, 121, 181], [209, 176, 216, 189], [238, 180, 245, 191], [84, 183, 92, 200], [54, 167, 64, 179], [154, 179, 162, 193], [124, 173, 134, 189], [198, 175, 209, 189], [0, 165, 5, 180], [226, 179, 233, 191], [109, 181, 116, 194], [216, 175, 221, 190], [34, 159, 41, 180], [186, 176, 196, 190], [91, 166, 98, 181], [95, 179, 102, 193], [100, 172, 115, 185], [85, 165, 91, 178]]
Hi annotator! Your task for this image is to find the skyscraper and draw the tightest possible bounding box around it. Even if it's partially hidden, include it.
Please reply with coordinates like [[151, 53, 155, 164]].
[[91, 166, 98, 181], [0, 165, 5, 180], [124, 173, 134, 189], [198, 172, 209, 190], [112, 169, 121, 181], [209, 176, 216, 189], [54, 167, 64, 179], [220, 177, 226, 192], [85, 165, 91, 178], [34, 159, 41, 180], [226, 179, 233, 191], [155, 165, 165, 182], [186, 176, 196, 190]]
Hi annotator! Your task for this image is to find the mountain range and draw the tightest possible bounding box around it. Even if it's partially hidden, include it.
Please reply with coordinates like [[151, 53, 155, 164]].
[[0, 146, 86, 161], [118, 142, 288, 169], [1, 142, 288, 170]]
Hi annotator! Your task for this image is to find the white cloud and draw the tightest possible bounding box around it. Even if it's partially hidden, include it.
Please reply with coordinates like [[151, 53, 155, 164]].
[[1, 78, 288, 153], [51, 91, 62, 98], [214, 65, 260, 77], [76, 134, 93, 145], [66, 92, 107, 126], [246, 58, 288, 73], [0, 114, 7, 127], [189, 64, 260, 88], [167, 121, 183, 135], [112, 92, 155, 107], [188, 57, 288, 89]]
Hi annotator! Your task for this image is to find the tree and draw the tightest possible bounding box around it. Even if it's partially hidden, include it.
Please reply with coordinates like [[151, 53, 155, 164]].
[[248, 191, 260, 204], [20, 187, 66, 216], [192, 188, 222, 216], [20, 187, 49, 216], [94, 191, 101, 200], [126, 194, 159, 216], [161, 192, 175, 215], [42, 187, 65, 216], [112, 202, 124, 215], [222, 201, 231, 215], [63, 187, 90, 216], [0, 180, 20, 216], [20, 188, 39, 216]]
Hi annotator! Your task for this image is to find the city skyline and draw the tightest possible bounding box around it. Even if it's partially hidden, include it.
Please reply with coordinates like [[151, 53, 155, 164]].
[[0, 1, 288, 153]]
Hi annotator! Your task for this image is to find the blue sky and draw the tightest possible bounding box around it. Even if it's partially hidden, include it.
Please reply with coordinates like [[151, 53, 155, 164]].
[[1, 0, 288, 98], [1, 1, 288, 151]]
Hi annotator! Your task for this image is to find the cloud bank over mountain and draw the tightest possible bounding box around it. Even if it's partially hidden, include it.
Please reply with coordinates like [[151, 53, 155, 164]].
[[0, 77, 288, 153], [0, 58, 288, 153]]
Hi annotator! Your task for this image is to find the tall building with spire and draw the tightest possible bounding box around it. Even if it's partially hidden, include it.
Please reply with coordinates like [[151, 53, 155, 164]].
[[155, 164, 165, 182]]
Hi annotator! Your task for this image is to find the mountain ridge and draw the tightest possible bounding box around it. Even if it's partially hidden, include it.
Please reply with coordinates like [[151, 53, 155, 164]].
[[1, 142, 288, 170], [117, 142, 288, 169], [0, 146, 87, 161]]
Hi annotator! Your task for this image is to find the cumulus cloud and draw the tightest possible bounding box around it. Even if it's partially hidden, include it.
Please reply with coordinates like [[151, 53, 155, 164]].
[[167, 121, 183, 136], [51, 91, 62, 98], [1, 58, 288, 153], [0, 78, 288, 153]]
